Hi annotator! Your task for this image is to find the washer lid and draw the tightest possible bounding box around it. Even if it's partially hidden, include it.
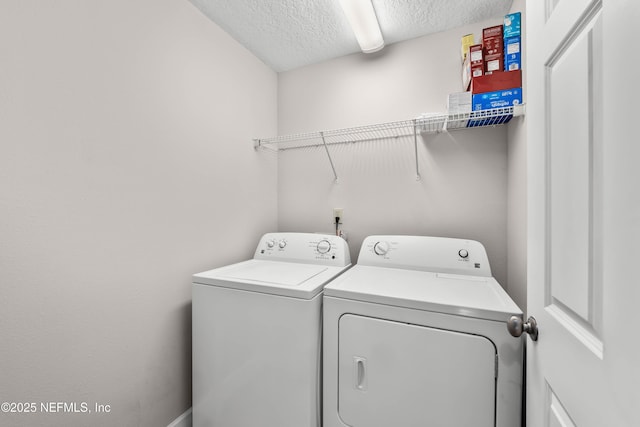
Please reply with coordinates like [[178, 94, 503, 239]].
[[217, 261, 328, 286], [324, 265, 522, 322], [193, 260, 350, 299]]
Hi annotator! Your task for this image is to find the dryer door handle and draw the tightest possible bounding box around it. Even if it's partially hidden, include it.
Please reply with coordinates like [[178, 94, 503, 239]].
[[354, 357, 367, 391]]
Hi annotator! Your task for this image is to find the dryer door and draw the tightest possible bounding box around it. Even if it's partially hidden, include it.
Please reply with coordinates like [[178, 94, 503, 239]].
[[338, 314, 496, 427]]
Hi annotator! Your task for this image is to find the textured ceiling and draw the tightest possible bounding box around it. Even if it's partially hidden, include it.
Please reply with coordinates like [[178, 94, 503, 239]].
[[188, 0, 513, 72]]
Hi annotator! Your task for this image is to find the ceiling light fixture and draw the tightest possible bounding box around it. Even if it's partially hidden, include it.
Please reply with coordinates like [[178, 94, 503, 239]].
[[339, 0, 385, 53]]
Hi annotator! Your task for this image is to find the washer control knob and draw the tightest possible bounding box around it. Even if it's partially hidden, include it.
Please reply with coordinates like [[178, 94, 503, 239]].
[[317, 240, 331, 254], [458, 249, 469, 258], [278, 240, 287, 249], [266, 240, 275, 248], [374, 241, 390, 256]]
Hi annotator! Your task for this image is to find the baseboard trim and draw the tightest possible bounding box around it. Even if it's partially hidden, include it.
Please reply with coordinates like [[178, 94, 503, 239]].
[[167, 407, 192, 427]]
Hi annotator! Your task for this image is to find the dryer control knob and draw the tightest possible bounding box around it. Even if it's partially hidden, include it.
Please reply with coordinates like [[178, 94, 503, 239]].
[[266, 240, 275, 248], [317, 240, 331, 254], [374, 241, 390, 256], [279, 240, 287, 249], [458, 249, 469, 258]]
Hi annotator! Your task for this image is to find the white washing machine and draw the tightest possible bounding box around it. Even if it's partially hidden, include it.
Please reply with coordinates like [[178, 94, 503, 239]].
[[192, 232, 351, 427], [323, 235, 523, 427]]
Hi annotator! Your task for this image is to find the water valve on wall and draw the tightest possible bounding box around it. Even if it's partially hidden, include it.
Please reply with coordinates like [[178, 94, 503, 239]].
[[334, 208, 347, 241]]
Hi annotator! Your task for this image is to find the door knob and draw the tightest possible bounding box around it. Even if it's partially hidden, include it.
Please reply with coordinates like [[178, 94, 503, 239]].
[[507, 316, 539, 341]]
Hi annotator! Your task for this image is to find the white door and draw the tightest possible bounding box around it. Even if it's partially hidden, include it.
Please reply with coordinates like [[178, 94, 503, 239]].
[[338, 314, 496, 427], [527, 0, 640, 426]]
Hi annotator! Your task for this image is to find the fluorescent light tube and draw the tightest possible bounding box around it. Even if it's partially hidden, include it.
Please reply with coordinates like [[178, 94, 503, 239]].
[[339, 0, 385, 53]]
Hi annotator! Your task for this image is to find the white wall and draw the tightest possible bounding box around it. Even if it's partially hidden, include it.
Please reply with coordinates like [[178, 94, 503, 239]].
[[506, 0, 527, 310], [0, 1, 277, 426], [278, 18, 516, 288]]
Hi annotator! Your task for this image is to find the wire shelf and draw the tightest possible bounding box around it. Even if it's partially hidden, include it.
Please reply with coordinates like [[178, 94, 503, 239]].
[[416, 114, 448, 134], [254, 105, 524, 150], [446, 105, 525, 130], [254, 118, 445, 151], [253, 104, 524, 182]]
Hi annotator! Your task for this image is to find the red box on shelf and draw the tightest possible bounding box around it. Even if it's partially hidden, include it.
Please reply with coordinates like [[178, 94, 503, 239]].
[[471, 70, 522, 94], [482, 25, 504, 74]]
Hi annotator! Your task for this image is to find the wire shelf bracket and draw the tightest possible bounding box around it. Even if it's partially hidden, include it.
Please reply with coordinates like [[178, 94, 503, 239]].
[[320, 131, 339, 183]]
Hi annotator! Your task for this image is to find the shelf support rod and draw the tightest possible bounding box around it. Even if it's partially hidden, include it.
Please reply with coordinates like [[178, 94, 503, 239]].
[[320, 131, 339, 183], [413, 119, 421, 180]]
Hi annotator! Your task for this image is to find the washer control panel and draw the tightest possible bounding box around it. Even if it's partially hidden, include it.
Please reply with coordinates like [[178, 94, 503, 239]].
[[254, 232, 351, 267], [358, 235, 491, 277]]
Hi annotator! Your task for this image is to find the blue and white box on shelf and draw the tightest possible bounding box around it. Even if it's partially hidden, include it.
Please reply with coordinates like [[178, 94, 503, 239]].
[[504, 36, 521, 70], [472, 87, 522, 111], [503, 12, 521, 38]]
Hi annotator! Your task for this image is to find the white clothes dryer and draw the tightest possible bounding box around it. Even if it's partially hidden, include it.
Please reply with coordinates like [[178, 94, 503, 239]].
[[323, 235, 523, 427], [192, 232, 350, 427]]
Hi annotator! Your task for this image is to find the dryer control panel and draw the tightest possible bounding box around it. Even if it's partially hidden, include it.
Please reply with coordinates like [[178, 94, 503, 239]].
[[254, 232, 351, 267], [357, 235, 491, 277]]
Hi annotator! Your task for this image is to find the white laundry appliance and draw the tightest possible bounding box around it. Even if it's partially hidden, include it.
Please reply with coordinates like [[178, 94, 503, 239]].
[[323, 235, 523, 427], [192, 232, 351, 427]]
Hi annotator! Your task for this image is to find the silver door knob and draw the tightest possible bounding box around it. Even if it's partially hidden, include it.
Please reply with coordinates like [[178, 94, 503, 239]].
[[507, 316, 539, 341]]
